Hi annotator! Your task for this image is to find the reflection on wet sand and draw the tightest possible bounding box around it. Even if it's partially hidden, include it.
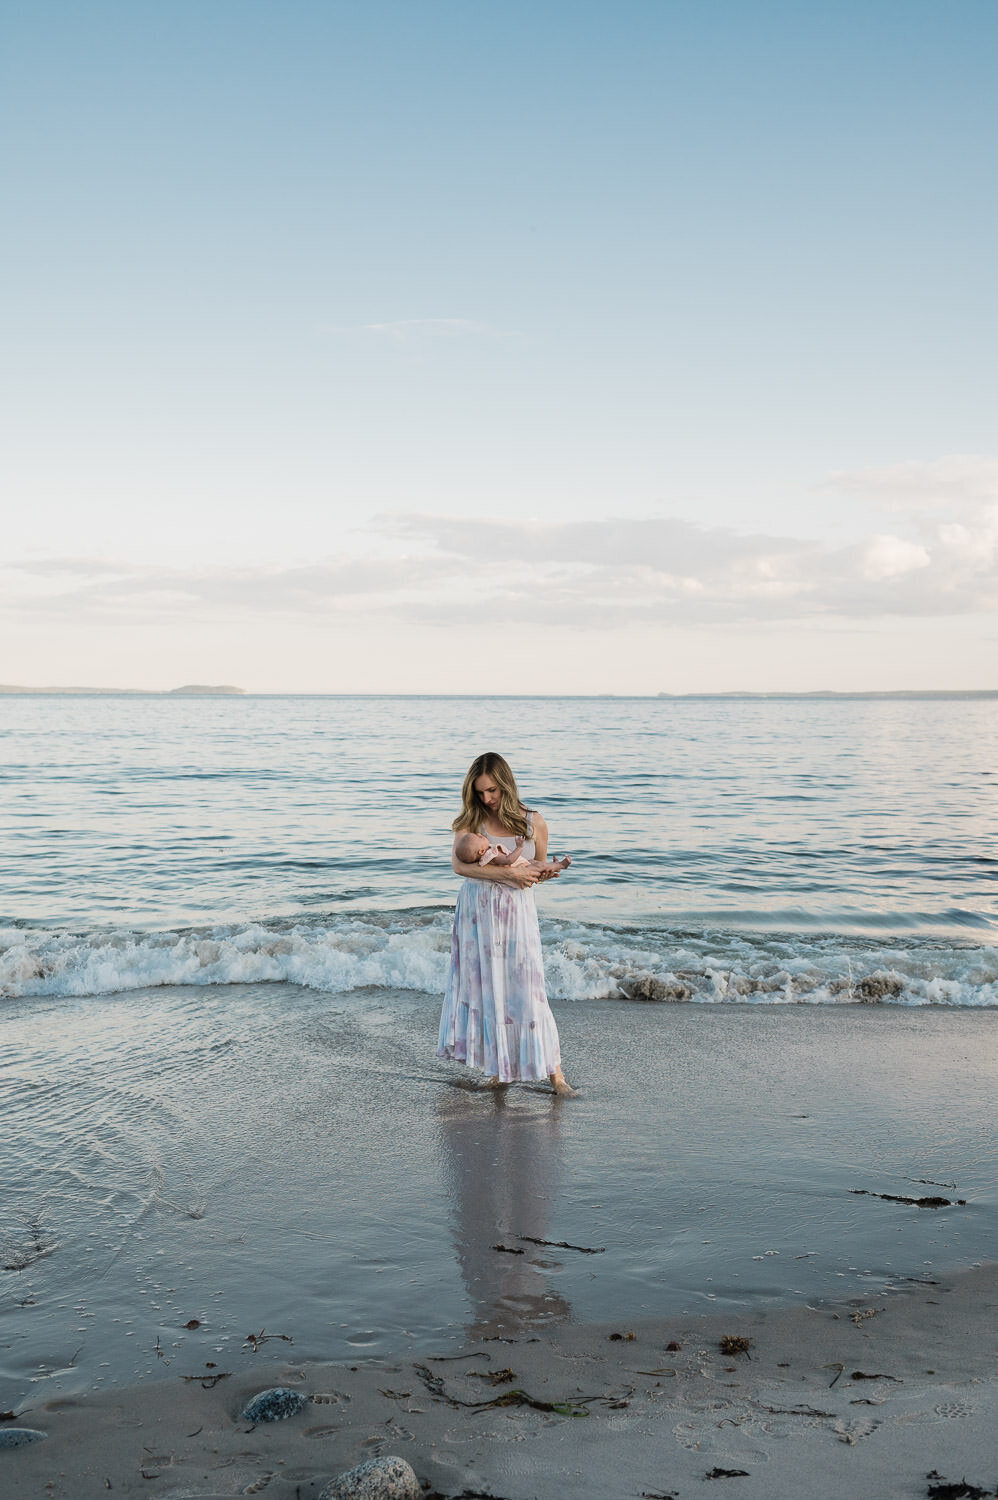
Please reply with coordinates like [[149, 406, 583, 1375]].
[[437, 1085, 571, 1339]]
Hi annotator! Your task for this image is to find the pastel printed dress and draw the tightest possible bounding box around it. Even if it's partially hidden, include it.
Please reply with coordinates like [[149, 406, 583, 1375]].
[[437, 817, 562, 1082]]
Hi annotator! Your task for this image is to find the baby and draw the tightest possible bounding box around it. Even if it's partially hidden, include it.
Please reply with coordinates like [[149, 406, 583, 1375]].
[[454, 831, 571, 875]]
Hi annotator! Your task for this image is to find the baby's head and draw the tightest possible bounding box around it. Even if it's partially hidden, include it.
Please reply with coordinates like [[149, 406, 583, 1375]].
[[456, 831, 490, 864]]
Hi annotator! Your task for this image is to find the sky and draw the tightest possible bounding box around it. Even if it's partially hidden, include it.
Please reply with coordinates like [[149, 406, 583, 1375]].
[[2, 0, 997, 693]]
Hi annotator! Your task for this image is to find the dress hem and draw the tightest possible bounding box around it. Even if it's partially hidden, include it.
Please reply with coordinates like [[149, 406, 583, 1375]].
[[437, 876, 562, 1084]]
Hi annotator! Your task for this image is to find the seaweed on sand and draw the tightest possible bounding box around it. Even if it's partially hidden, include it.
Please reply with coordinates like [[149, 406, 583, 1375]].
[[413, 1362, 622, 1417], [926, 1473, 995, 1500], [850, 1190, 966, 1207]]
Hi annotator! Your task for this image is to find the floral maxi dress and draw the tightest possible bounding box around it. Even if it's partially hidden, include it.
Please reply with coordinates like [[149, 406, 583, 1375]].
[[436, 821, 562, 1082]]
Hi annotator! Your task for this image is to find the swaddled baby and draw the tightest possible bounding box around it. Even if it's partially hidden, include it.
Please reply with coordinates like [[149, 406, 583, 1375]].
[[454, 831, 571, 874]]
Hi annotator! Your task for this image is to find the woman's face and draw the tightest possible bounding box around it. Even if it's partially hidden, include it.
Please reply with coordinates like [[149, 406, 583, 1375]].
[[473, 773, 501, 816]]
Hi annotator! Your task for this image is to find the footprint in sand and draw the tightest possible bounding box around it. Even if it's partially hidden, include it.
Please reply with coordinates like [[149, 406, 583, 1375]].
[[672, 1416, 769, 1459], [934, 1401, 974, 1419], [242, 1474, 274, 1494], [833, 1417, 881, 1444], [443, 1423, 528, 1444]]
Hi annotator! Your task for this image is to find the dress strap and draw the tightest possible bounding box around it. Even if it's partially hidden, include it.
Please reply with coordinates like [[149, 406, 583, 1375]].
[[526, 809, 534, 837]]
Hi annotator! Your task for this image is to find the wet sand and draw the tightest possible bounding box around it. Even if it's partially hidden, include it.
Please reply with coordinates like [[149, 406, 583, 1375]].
[[5, 1264, 998, 1499], [2, 982, 997, 1495]]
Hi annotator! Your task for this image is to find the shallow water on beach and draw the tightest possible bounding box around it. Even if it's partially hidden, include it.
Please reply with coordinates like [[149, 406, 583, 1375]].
[[2, 693, 998, 1008], [2, 695, 997, 1405], [2, 981, 995, 1404]]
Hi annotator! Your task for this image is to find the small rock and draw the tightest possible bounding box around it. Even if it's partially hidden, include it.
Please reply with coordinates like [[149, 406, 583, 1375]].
[[0, 1429, 47, 1449], [241, 1387, 309, 1422], [618, 973, 692, 1002], [319, 1454, 420, 1500], [854, 972, 904, 1002]]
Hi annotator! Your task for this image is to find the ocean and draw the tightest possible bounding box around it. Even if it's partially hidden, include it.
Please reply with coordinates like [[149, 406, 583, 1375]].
[[2, 693, 997, 1006], [1, 694, 996, 1402]]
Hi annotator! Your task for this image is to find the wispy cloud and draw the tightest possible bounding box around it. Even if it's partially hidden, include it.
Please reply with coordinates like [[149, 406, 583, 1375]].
[[5, 457, 998, 629], [381, 513, 816, 573], [0, 555, 461, 623], [822, 455, 998, 515], [321, 317, 517, 341], [362, 318, 502, 338], [374, 512, 989, 627]]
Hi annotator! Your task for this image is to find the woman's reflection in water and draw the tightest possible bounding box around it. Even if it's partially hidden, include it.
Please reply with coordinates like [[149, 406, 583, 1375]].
[[436, 1086, 571, 1340]]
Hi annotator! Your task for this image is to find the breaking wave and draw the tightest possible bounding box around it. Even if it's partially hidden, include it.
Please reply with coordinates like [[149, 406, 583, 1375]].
[[2, 910, 997, 1008]]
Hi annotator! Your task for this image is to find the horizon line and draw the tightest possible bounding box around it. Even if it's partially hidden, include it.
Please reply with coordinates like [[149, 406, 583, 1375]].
[[3, 686, 998, 701]]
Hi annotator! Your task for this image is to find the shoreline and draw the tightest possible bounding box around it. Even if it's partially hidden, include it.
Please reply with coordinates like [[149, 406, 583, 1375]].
[[5, 1263, 997, 1499], [4, 687, 998, 700], [3, 987, 996, 1413]]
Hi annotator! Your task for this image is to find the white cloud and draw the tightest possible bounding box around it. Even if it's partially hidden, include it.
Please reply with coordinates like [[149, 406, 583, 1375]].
[[937, 520, 997, 568], [320, 317, 515, 341], [5, 458, 998, 630], [363, 318, 495, 337], [823, 456, 998, 515], [859, 535, 932, 582], [823, 456, 998, 596], [0, 555, 461, 623], [382, 513, 814, 574]]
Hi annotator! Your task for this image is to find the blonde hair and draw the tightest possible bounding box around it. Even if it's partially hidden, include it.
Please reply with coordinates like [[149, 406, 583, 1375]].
[[452, 752, 531, 838]]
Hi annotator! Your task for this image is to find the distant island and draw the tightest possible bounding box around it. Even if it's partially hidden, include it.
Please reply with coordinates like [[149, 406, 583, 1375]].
[[0, 684, 246, 696], [1, 685, 995, 700], [656, 689, 998, 700]]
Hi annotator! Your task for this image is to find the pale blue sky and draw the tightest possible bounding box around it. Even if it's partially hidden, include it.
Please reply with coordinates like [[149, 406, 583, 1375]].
[[3, 1, 997, 691]]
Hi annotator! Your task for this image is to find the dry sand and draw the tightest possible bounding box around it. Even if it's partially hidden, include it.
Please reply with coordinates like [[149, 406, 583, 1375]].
[[5, 1263, 996, 1500]]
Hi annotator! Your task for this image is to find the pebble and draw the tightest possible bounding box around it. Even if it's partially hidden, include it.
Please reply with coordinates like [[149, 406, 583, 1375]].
[[0, 1429, 48, 1449], [241, 1387, 310, 1422], [319, 1454, 421, 1500]]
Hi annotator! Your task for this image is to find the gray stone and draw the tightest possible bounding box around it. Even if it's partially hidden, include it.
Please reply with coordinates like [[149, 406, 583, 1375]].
[[0, 1428, 47, 1449], [319, 1454, 421, 1500], [241, 1386, 310, 1422], [618, 972, 691, 1002], [854, 971, 905, 1002]]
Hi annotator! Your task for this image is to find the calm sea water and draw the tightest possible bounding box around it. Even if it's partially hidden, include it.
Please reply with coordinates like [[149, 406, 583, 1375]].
[[2, 695, 997, 1401], [1, 693, 997, 1006]]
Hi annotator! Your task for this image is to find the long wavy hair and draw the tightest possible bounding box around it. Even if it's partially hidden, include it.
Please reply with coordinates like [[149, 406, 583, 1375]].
[[452, 752, 531, 837]]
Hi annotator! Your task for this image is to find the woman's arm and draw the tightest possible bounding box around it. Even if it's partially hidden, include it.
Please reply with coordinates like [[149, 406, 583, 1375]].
[[452, 841, 539, 886], [529, 811, 561, 881]]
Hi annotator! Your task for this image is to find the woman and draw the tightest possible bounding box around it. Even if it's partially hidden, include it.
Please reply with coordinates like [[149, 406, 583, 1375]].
[[437, 752, 577, 1096]]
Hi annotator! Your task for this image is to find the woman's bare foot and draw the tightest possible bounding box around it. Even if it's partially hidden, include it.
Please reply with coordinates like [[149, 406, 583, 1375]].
[[482, 1075, 508, 1089], [549, 1068, 579, 1097]]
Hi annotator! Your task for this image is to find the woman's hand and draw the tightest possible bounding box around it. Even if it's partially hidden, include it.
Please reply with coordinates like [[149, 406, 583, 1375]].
[[452, 849, 538, 884]]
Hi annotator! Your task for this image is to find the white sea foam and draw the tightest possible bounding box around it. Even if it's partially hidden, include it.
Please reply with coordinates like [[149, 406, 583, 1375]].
[[2, 914, 996, 1008]]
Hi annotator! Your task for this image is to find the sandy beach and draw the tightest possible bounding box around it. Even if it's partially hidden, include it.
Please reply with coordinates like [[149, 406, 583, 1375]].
[[3, 979, 997, 1496], [6, 0, 998, 1468], [5, 1264, 998, 1499]]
